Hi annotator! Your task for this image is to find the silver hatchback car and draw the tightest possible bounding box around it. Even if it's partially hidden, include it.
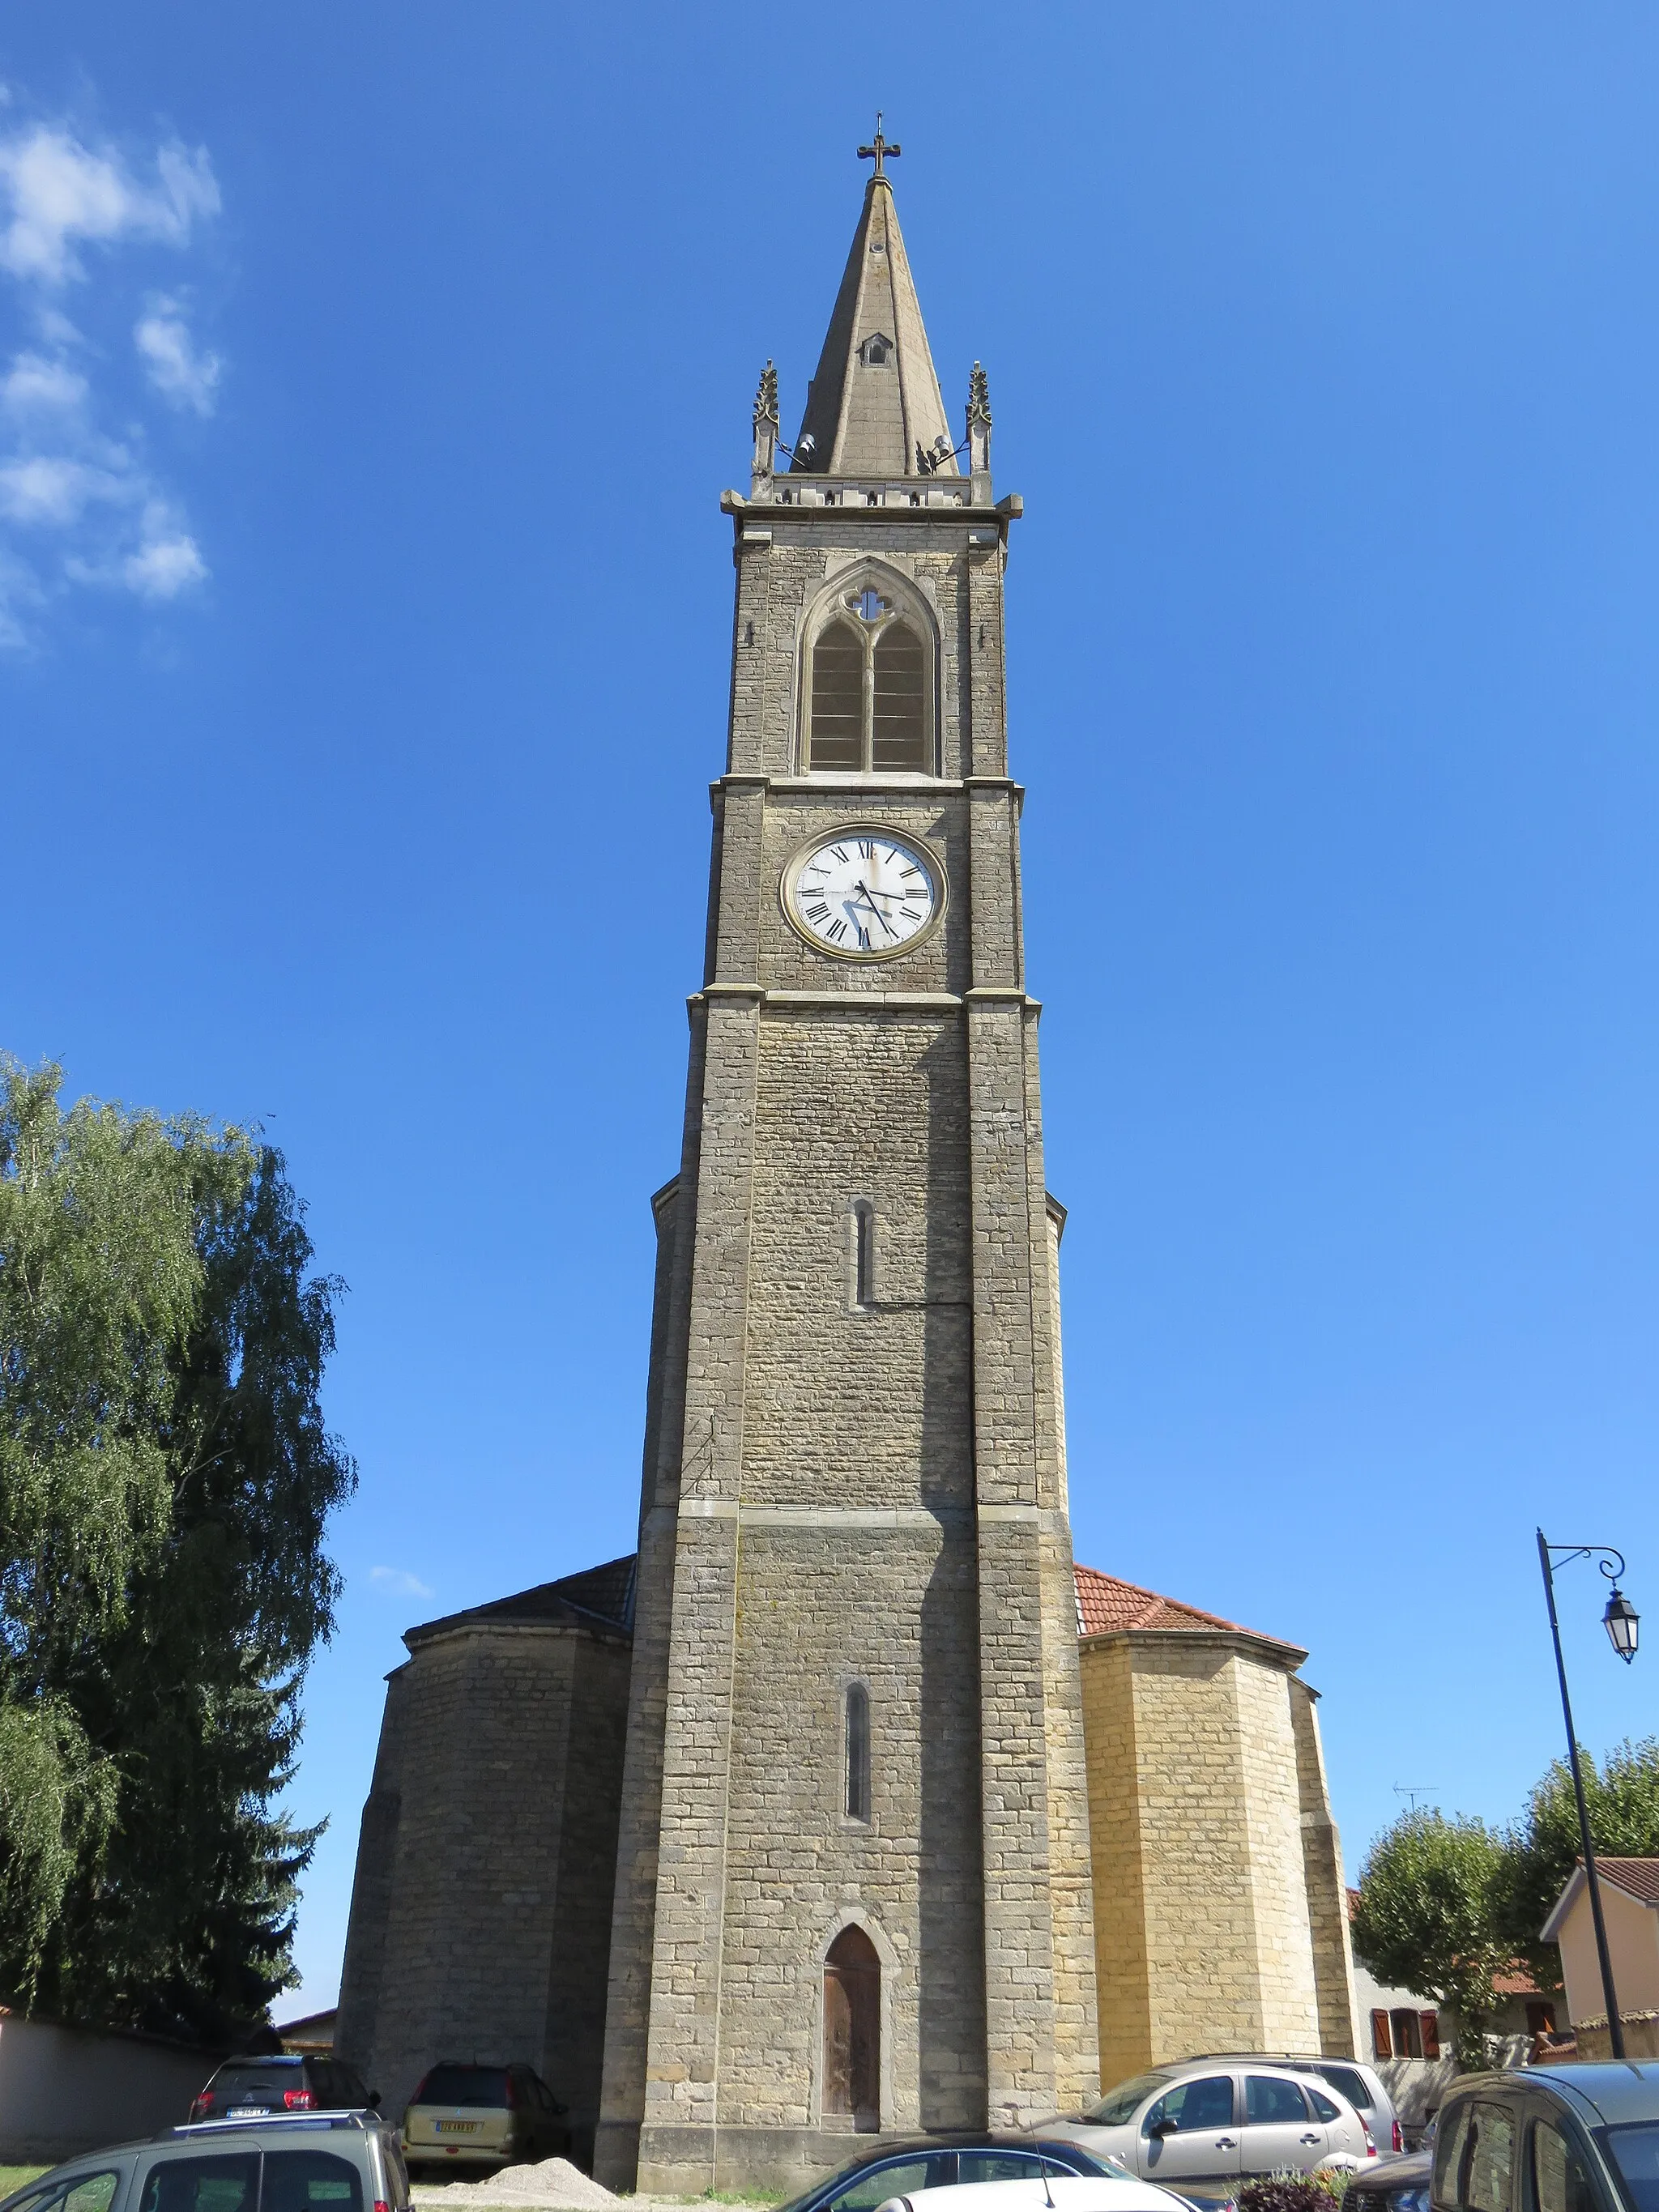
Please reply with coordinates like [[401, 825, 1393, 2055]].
[[1038, 2061, 1377, 2190]]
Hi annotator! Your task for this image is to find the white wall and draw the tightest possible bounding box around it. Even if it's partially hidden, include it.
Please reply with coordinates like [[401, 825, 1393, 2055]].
[[0, 2017, 220, 2165]]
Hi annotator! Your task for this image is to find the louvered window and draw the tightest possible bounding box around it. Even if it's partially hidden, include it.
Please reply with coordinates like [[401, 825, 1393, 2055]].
[[872, 624, 927, 769], [807, 590, 932, 772], [809, 621, 864, 768]]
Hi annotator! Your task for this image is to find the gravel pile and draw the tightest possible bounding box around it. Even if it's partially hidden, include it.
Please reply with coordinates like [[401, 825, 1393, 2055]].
[[412, 2159, 621, 2209]]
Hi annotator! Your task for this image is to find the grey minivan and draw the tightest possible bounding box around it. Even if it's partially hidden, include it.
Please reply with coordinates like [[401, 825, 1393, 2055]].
[[1410, 2063, 1659, 2212], [0, 2111, 410, 2212]]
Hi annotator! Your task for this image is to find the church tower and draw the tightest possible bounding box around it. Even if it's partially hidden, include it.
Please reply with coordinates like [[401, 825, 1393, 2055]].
[[595, 134, 1100, 2193]]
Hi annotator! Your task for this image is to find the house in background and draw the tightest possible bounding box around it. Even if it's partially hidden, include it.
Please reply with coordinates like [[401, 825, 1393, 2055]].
[[1347, 1894, 1556, 2133], [277, 2010, 337, 2056], [1542, 1857, 1659, 2059]]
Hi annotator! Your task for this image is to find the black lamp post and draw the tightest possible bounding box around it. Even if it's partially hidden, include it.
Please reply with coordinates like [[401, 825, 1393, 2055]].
[[1536, 1531, 1640, 2060]]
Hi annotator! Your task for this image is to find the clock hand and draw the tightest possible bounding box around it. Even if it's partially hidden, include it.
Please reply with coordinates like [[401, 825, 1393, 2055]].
[[852, 881, 898, 939]]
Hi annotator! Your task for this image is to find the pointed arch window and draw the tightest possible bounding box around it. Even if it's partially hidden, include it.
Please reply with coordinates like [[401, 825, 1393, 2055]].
[[807, 586, 932, 774]]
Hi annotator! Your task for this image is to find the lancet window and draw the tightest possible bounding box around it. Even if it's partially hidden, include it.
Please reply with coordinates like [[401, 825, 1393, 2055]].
[[805, 583, 932, 773], [844, 1681, 871, 1822]]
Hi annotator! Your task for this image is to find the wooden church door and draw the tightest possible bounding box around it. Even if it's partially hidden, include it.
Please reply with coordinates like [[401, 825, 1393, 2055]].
[[823, 1924, 881, 2131]]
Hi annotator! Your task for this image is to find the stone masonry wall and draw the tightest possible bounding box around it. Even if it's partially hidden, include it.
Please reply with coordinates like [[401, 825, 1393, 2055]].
[[338, 1621, 629, 2150], [1289, 1680, 1358, 2057], [1233, 1656, 1322, 2047], [1080, 1632, 1336, 2076], [608, 466, 1099, 2191]]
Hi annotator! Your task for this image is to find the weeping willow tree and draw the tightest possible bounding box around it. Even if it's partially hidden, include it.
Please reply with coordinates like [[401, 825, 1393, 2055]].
[[0, 1058, 355, 2041]]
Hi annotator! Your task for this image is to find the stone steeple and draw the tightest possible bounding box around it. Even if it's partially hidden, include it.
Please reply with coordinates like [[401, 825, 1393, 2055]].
[[792, 142, 955, 477]]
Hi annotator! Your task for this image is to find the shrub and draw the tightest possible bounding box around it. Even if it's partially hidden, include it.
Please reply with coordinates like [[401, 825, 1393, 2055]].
[[1239, 2175, 1348, 2212]]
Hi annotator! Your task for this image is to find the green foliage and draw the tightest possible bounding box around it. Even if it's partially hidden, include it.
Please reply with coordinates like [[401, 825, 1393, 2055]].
[[1493, 1737, 1659, 1999], [1351, 1809, 1508, 2068], [0, 1059, 355, 2038]]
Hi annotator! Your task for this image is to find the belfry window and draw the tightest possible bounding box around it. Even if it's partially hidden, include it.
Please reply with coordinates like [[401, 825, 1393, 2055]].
[[806, 586, 931, 773], [844, 1682, 871, 1822]]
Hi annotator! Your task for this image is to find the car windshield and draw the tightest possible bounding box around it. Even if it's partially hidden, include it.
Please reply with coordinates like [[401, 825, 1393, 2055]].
[[414, 2068, 509, 2108], [1084, 2073, 1173, 2126], [1603, 2124, 1659, 2212]]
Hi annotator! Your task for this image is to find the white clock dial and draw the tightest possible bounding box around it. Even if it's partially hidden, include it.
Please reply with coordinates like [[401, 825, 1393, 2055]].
[[784, 829, 942, 961]]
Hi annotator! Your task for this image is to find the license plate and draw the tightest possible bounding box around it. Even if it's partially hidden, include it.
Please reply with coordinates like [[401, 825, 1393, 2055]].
[[436, 2123, 479, 2134], [229, 2108, 271, 2118]]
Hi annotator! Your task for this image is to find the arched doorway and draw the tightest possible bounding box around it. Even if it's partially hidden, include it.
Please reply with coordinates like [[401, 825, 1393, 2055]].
[[823, 1924, 881, 2131]]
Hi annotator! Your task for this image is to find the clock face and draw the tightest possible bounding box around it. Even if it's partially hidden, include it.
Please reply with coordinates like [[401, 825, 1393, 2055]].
[[783, 828, 943, 961]]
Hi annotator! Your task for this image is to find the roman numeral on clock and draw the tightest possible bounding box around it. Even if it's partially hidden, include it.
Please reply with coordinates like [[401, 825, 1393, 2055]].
[[826, 919, 848, 943], [804, 901, 830, 922]]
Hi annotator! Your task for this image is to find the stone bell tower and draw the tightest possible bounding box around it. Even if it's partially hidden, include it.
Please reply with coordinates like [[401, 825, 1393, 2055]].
[[595, 129, 1099, 2195]]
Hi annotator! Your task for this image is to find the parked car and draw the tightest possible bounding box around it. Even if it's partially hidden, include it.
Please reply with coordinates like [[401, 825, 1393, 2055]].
[[1035, 2061, 1375, 2189], [1179, 2056, 1403, 2159], [866, 2175, 1203, 2212], [402, 2063, 569, 2176], [0, 2108, 409, 2212], [1345, 2147, 1431, 2212], [190, 2055, 377, 2123], [774, 2136, 1137, 2212], [1421, 2063, 1659, 2212]]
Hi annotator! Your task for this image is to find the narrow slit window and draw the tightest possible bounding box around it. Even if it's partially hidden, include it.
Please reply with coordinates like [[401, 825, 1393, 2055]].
[[854, 1202, 875, 1307], [844, 1683, 871, 1822]]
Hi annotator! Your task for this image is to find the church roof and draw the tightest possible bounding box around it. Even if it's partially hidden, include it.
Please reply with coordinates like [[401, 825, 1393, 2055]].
[[404, 1554, 637, 1650], [792, 165, 955, 478], [1073, 1562, 1306, 1664]]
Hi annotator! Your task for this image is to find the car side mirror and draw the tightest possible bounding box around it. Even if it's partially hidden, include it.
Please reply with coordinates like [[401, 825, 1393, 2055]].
[[1149, 2120, 1175, 2140]]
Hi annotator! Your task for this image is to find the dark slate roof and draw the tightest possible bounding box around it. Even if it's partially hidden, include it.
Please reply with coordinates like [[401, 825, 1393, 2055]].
[[405, 1554, 637, 1650]]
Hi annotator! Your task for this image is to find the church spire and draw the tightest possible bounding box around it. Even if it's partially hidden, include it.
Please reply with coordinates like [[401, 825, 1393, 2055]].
[[791, 119, 956, 477]]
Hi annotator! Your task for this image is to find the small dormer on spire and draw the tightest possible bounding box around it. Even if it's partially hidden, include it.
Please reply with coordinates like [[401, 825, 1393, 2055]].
[[790, 122, 955, 479], [966, 361, 992, 503], [751, 359, 780, 495]]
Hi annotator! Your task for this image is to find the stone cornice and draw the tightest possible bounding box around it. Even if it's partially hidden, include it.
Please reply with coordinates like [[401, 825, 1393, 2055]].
[[1079, 1623, 1311, 1675]]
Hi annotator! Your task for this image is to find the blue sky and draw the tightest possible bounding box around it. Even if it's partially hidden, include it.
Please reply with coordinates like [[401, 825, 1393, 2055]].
[[6, 4, 1657, 2016]]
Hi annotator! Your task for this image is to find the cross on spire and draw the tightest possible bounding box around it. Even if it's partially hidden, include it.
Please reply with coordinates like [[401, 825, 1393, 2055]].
[[858, 113, 901, 177]]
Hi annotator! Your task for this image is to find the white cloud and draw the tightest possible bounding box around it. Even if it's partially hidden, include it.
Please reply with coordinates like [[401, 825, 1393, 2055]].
[[2, 351, 88, 414], [135, 298, 220, 414], [370, 1566, 436, 1600], [0, 98, 222, 646], [0, 453, 127, 526], [0, 124, 218, 285], [0, 547, 41, 650], [123, 530, 206, 599]]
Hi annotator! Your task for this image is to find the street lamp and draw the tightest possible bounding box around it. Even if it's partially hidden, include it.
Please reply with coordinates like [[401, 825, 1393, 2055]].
[[1604, 1585, 1640, 1664], [1537, 1532, 1640, 2061]]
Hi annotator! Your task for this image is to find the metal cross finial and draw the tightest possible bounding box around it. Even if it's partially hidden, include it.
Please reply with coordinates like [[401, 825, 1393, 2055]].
[[858, 113, 901, 177]]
